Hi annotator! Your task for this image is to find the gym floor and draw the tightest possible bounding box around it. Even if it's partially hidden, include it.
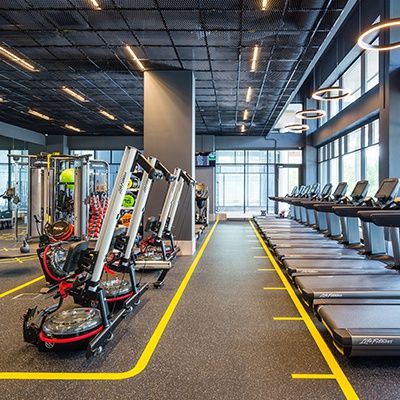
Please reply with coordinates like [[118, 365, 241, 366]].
[[0, 221, 399, 399]]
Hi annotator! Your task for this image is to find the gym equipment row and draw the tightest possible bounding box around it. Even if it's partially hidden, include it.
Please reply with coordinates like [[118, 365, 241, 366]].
[[23, 146, 194, 358], [254, 177, 400, 357]]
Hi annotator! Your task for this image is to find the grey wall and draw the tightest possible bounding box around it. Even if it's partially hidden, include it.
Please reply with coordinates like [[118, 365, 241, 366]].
[[0, 121, 45, 146], [68, 135, 143, 150]]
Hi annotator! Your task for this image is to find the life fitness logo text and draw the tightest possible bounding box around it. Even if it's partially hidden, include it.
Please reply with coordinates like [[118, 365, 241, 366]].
[[359, 338, 394, 345]]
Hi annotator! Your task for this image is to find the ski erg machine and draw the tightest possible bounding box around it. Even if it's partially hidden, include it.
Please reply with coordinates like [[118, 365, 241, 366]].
[[137, 168, 195, 287], [23, 147, 164, 358]]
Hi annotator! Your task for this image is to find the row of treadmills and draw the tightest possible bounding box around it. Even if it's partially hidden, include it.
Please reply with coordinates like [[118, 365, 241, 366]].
[[253, 177, 400, 357]]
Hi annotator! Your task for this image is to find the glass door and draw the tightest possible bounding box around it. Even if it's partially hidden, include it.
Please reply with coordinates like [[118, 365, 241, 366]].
[[275, 165, 301, 213]]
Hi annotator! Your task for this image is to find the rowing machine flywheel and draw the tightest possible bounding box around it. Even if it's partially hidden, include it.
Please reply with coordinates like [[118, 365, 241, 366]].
[[40, 244, 68, 283], [101, 278, 133, 303], [39, 308, 103, 350]]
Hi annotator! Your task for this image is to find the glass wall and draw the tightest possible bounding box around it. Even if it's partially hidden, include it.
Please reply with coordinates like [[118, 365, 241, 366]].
[[317, 38, 379, 127], [216, 150, 302, 214], [318, 119, 379, 195]]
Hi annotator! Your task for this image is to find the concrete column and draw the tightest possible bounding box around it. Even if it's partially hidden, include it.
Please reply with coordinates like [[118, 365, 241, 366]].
[[144, 70, 195, 255], [303, 136, 317, 185], [379, 0, 400, 180], [46, 135, 68, 154], [302, 97, 318, 185]]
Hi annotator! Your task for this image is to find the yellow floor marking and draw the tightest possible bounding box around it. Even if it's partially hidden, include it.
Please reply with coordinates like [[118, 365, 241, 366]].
[[15, 258, 23, 264], [0, 219, 219, 381], [292, 374, 336, 380], [0, 276, 45, 299], [263, 287, 287, 290], [273, 317, 303, 321], [3, 248, 8, 252], [249, 220, 358, 400], [257, 268, 275, 271]]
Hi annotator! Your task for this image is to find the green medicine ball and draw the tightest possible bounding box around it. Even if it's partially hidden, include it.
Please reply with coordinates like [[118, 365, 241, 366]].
[[122, 193, 135, 208], [60, 168, 75, 189]]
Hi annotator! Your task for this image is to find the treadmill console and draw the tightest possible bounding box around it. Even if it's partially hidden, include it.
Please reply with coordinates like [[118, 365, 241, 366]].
[[332, 182, 348, 199], [301, 186, 311, 197], [297, 185, 306, 196], [374, 178, 399, 204], [309, 183, 320, 196], [350, 180, 369, 202], [289, 186, 298, 196], [320, 183, 333, 198]]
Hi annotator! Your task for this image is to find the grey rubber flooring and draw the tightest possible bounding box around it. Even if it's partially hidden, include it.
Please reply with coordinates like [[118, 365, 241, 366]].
[[0, 221, 398, 399]]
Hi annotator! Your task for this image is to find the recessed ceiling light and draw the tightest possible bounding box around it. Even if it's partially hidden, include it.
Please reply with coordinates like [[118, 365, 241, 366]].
[[261, 0, 268, 10], [65, 124, 82, 133], [250, 45, 260, 72], [99, 109, 116, 121], [240, 124, 246, 133], [123, 124, 135, 133], [89, 0, 102, 10], [246, 87, 252, 103], [0, 46, 38, 72], [243, 109, 249, 121], [61, 86, 87, 102], [0, 97, 5, 103], [28, 109, 51, 120], [125, 45, 146, 71]]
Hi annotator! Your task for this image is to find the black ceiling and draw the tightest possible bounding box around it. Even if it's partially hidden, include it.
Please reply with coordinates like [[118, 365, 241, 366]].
[[0, 0, 348, 136]]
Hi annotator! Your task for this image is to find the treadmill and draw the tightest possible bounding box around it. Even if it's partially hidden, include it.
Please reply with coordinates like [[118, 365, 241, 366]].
[[317, 210, 400, 357], [280, 181, 371, 268], [266, 182, 347, 244], [294, 178, 400, 307]]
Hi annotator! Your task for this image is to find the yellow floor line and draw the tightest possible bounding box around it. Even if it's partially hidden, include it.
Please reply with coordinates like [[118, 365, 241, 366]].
[[0, 276, 45, 299], [292, 374, 336, 380], [0, 219, 219, 381], [263, 287, 287, 290], [249, 220, 358, 400], [273, 317, 303, 321]]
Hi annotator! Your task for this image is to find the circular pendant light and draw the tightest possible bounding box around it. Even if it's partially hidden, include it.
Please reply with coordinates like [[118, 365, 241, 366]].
[[295, 109, 326, 120], [358, 19, 400, 51], [312, 86, 350, 101], [284, 123, 309, 133]]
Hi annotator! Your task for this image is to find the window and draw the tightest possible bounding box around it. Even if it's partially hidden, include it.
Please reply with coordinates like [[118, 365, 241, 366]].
[[317, 42, 380, 127], [317, 119, 379, 195], [342, 58, 362, 110], [216, 149, 302, 215], [365, 38, 379, 91]]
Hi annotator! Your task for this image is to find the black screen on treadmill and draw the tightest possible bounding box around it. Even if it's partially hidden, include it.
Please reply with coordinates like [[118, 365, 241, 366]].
[[351, 180, 369, 198], [321, 184, 332, 196], [376, 179, 399, 199], [333, 182, 347, 197]]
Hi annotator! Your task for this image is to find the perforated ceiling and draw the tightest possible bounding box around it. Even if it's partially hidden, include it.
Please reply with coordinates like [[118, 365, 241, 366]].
[[0, 0, 347, 136]]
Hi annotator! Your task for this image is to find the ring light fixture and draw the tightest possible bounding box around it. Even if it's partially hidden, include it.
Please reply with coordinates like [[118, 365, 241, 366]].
[[312, 86, 350, 101], [295, 109, 326, 120], [284, 123, 309, 133], [358, 19, 400, 51]]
